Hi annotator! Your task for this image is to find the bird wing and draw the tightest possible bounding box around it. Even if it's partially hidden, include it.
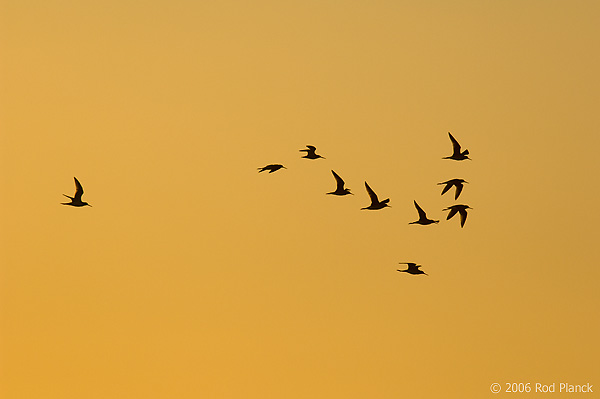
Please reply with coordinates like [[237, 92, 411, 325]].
[[459, 209, 468, 227], [73, 177, 84, 200], [448, 132, 462, 154], [364, 182, 379, 204], [445, 207, 458, 220], [439, 182, 452, 196], [306, 145, 316, 151], [455, 183, 464, 200], [331, 170, 345, 189], [414, 200, 427, 219]]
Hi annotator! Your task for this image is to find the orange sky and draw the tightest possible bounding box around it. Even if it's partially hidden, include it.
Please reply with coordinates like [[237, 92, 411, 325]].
[[1, 1, 599, 398]]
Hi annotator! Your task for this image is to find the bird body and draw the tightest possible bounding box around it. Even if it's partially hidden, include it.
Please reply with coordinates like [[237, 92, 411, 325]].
[[409, 200, 439, 225], [258, 164, 286, 173], [442, 204, 472, 227], [361, 182, 389, 210], [397, 262, 428, 275], [438, 178, 468, 200], [299, 145, 325, 159], [62, 177, 91, 207], [443, 132, 470, 160], [327, 170, 352, 196]]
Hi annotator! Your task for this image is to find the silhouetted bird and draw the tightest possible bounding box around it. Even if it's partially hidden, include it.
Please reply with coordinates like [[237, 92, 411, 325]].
[[442, 204, 472, 227], [438, 178, 468, 200], [397, 262, 428, 276], [361, 182, 390, 210], [327, 170, 352, 196], [258, 164, 286, 173], [62, 177, 91, 207], [409, 200, 439, 225], [443, 132, 470, 160], [299, 145, 325, 159]]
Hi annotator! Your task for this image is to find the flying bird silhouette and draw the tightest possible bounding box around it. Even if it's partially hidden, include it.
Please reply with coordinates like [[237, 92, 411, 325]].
[[361, 182, 390, 210], [258, 164, 286, 173], [299, 145, 325, 160], [438, 178, 468, 200], [409, 201, 439, 225], [61, 177, 91, 207], [397, 262, 428, 276], [443, 132, 470, 160], [442, 204, 472, 227], [327, 170, 352, 196]]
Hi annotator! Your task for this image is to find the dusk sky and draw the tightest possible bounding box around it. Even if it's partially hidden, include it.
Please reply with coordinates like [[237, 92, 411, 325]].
[[1, 1, 599, 398]]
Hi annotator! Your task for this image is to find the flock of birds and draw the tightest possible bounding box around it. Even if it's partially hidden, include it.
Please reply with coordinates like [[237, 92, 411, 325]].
[[61, 133, 472, 276], [257, 132, 473, 276]]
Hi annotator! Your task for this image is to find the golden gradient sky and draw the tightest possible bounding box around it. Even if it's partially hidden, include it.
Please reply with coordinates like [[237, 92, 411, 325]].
[[1, 1, 599, 398]]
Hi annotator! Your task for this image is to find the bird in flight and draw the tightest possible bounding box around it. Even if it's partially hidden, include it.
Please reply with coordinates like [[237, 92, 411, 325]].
[[397, 262, 428, 276], [361, 182, 390, 210], [442, 204, 472, 227], [258, 164, 286, 173], [327, 170, 352, 196], [61, 177, 91, 207], [299, 145, 325, 160], [443, 132, 470, 160], [409, 200, 439, 225], [438, 178, 468, 200]]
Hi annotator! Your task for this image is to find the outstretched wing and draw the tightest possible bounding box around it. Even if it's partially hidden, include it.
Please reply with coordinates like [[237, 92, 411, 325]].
[[455, 182, 464, 200], [305, 145, 316, 151], [445, 207, 459, 220], [413, 200, 427, 219], [459, 209, 468, 227], [73, 177, 84, 201], [439, 182, 452, 196], [364, 182, 379, 204], [413, 200, 427, 220], [448, 132, 462, 154], [331, 170, 345, 190]]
